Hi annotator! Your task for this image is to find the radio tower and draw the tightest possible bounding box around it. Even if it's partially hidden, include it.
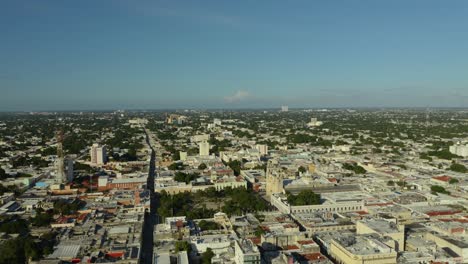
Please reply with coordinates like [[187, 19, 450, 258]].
[[56, 130, 66, 184]]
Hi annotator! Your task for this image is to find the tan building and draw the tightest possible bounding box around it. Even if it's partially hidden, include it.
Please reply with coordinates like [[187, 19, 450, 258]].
[[90, 143, 107, 165], [330, 234, 397, 264], [356, 219, 405, 252], [266, 159, 285, 199]]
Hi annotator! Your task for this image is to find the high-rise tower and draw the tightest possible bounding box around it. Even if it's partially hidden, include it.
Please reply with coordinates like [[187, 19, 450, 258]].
[[55, 131, 66, 184]]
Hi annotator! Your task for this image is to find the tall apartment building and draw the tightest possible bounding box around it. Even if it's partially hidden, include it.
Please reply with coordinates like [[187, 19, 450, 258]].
[[90, 143, 107, 165], [66, 158, 74, 183], [199, 141, 210, 156], [255, 144, 268, 156], [281, 105, 289, 112], [449, 142, 468, 157]]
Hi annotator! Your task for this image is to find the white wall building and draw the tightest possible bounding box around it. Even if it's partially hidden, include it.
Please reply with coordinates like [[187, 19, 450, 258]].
[[199, 141, 210, 156], [255, 144, 268, 156], [90, 143, 107, 165], [235, 239, 261, 264], [449, 142, 468, 157]]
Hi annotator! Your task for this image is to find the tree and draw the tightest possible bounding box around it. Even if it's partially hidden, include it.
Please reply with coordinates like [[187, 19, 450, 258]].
[[342, 163, 366, 174], [298, 166, 307, 174], [254, 226, 265, 237], [174, 172, 199, 184], [420, 153, 433, 161], [449, 163, 467, 173], [201, 248, 215, 264], [227, 160, 242, 176], [0, 168, 7, 180], [198, 220, 220, 231], [175, 241, 192, 253], [31, 210, 53, 227], [0, 238, 26, 264], [427, 149, 461, 160], [387, 180, 395, 186], [198, 163, 207, 170], [449, 178, 459, 184], [172, 151, 181, 161], [431, 185, 450, 195], [0, 217, 29, 234], [286, 190, 321, 206], [168, 163, 185, 170]]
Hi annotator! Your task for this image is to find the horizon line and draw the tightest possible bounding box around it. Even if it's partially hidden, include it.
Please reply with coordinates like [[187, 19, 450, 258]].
[[1, 106, 468, 113]]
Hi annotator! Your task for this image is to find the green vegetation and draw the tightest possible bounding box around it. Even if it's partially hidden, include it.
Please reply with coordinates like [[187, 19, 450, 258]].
[[286, 190, 321, 206], [74, 162, 95, 173], [0, 184, 22, 196], [168, 163, 186, 170], [174, 172, 200, 184], [198, 220, 220, 231], [221, 188, 268, 215], [53, 199, 85, 215], [449, 163, 467, 173], [157, 191, 217, 220], [157, 187, 267, 219], [419, 153, 433, 161], [31, 209, 53, 227], [0, 232, 56, 263], [396, 181, 407, 187], [426, 149, 460, 160], [198, 163, 207, 170], [227, 160, 242, 176], [342, 163, 367, 174], [431, 185, 450, 195], [449, 178, 459, 184], [252, 164, 267, 172], [174, 240, 192, 253], [254, 226, 266, 237], [201, 248, 215, 264], [0, 216, 29, 234], [287, 134, 332, 147], [209, 137, 232, 153], [298, 166, 307, 174]]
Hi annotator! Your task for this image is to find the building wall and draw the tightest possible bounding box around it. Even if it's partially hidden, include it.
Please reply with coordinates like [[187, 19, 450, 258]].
[[214, 180, 246, 191], [234, 241, 261, 264], [356, 221, 405, 252], [330, 240, 397, 264], [426, 232, 468, 262], [291, 202, 364, 214], [199, 141, 210, 156]]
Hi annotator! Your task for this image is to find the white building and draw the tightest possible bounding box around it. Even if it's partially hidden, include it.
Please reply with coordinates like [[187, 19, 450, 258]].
[[255, 144, 268, 156], [213, 119, 222, 126], [449, 142, 468, 157], [191, 134, 210, 143], [199, 141, 210, 156], [90, 143, 107, 165], [191, 234, 235, 255], [235, 239, 261, 264], [281, 106, 289, 112], [179, 151, 187, 161], [307, 117, 323, 127]]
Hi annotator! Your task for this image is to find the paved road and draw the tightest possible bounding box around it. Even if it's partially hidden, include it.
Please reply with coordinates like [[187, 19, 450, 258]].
[[139, 130, 157, 264]]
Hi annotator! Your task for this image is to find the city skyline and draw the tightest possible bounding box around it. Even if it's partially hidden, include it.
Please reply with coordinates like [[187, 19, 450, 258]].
[[2, 0, 468, 111]]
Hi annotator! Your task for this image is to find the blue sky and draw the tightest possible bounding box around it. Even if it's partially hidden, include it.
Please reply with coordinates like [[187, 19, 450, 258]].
[[1, 0, 468, 110]]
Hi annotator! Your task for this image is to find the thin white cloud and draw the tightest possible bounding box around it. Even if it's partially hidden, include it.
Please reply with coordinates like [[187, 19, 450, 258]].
[[224, 90, 251, 103]]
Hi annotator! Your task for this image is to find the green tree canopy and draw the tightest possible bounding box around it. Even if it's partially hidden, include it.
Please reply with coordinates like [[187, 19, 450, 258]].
[[286, 190, 321, 206]]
